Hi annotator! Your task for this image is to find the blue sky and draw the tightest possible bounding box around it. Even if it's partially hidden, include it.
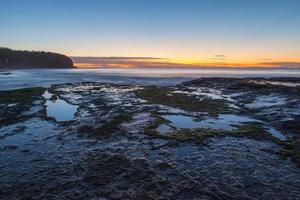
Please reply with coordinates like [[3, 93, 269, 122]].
[[1, 0, 300, 66]]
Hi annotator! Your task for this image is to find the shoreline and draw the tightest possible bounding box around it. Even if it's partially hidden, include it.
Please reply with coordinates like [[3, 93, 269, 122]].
[[1, 77, 299, 199], [2, 66, 300, 70], [1, 68, 300, 91], [0, 66, 76, 71]]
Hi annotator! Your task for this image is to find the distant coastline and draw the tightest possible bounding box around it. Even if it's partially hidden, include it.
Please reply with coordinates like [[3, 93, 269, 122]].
[[0, 48, 74, 69]]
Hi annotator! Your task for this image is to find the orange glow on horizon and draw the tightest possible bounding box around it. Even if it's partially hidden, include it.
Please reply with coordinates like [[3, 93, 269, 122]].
[[73, 57, 300, 69]]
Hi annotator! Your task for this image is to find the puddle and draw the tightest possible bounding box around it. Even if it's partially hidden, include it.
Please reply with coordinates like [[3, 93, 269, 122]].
[[198, 114, 259, 131], [8, 103, 18, 107], [250, 80, 300, 87], [163, 115, 200, 129], [162, 114, 286, 140], [156, 124, 174, 133], [173, 87, 233, 101], [43, 90, 78, 122], [163, 114, 258, 131], [212, 114, 259, 125], [246, 94, 286, 109], [1, 81, 300, 200], [264, 126, 287, 141], [196, 114, 259, 131]]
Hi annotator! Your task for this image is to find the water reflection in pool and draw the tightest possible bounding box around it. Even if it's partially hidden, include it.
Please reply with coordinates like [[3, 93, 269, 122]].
[[163, 114, 258, 131], [43, 91, 78, 122], [162, 114, 286, 140]]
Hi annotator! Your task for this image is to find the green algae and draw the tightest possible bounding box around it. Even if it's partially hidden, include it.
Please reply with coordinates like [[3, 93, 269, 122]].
[[280, 140, 300, 168], [79, 113, 133, 139], [0, 87, 45, 126], [135, 86, 229, 115], [145, 116, 300, 167], [0, 87, 45, 104]]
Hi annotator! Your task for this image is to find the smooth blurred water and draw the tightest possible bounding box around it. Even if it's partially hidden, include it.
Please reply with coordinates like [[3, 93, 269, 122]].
[[1, 68, 300, 90]]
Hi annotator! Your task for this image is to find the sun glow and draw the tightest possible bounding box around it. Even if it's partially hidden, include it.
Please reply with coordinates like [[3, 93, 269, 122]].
[[73, 56, 300, 69]]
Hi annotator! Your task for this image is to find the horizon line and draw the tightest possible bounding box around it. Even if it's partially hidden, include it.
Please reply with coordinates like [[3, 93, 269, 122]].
[[71, 56, 300, 69]]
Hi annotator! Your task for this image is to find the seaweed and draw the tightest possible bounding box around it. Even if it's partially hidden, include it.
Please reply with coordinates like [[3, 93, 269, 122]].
[[79, 113, 133, 139], [135, 86, 229, 115], [0, 87, 45, 126]]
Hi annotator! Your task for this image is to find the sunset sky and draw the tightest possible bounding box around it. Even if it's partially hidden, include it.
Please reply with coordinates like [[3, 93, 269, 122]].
[[1, 0, 300, 68]]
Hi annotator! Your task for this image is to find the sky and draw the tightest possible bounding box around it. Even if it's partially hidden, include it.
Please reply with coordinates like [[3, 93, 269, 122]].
[[1, 0, 300, 68]]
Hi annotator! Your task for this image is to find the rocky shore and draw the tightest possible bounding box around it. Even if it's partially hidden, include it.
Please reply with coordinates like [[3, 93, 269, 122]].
[[1, 77, 300, 199]]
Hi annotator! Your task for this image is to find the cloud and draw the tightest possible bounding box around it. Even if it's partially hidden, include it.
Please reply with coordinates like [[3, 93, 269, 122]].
[[214, 55, 227, 58], [71, 56, 300, 68], [258, 62, 300, 68], [71, 56, 162, 64], [71, 56, 186, 68], [72, 56, 220, 68], [209, 54, 227, 61]]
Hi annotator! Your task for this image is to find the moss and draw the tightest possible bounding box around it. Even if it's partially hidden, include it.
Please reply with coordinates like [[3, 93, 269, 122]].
[[47, 86, 55, 93], [280, 140, 300, 168], [78, 125, 94, 133], [0, 87, 45, 104], [145, 116, 300, 168], [245, 80, 300, 97], [229, 124, 278, 141], [79, 113, 133, 139], [146, 126, 225, 145], [100, 113, 133, 135], [144, 114, 169, 136], [135, 86, 229, 115], [0, 87, 45, 126], [278, 119, 300, 135], [156, 161, 171, 170], [145, 116, 275, 142], [144, 115, 226, 144], [224, 125, 300, 168]]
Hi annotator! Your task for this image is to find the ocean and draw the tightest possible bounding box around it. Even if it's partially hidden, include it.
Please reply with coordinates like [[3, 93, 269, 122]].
[[1, 68, 300, 90]]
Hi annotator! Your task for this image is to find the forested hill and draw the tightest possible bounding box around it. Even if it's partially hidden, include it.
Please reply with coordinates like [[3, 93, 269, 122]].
[[0, 48, 74, 68]]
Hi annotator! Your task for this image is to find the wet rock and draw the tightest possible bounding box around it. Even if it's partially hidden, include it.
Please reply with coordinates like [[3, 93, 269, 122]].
[[1, 145, 18, 151], [1, 79, 300, 199]]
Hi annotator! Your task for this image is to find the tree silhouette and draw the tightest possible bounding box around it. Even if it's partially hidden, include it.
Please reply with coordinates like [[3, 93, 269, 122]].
[[0, 48, 74, 68]]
